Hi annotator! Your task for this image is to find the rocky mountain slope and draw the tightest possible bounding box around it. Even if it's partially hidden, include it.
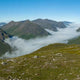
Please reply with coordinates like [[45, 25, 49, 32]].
[[0, 29, 11, 41], [2, 20, 50, 39], [0, 43, 80, 80], [77, 27, 80, 32], [32, 19, 66, 31], [0, 40, 11, 57], [0, 29, 12, 56]]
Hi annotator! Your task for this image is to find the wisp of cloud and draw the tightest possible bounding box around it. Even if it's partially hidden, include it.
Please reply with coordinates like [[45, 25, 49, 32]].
[[1, 23, 80, 58]]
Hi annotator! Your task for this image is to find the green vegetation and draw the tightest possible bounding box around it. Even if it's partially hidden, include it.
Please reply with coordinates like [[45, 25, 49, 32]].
[[0, 43, 80, 80]]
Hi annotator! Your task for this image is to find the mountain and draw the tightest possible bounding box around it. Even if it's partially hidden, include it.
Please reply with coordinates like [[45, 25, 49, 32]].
[[0, 28, 12, 41], [32, 19, 66, 31], [0, 40, 11, 56], [68, 36, 80, 44], [0, 43, 80, 80], [62, 21, 72, 26], [2, 20, 50, 39], [0, 29, 12, 56], [0, 22, 6, 28]]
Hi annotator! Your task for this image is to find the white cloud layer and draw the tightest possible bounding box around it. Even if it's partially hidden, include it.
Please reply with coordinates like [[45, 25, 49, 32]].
[[1, 23, 80, 58]]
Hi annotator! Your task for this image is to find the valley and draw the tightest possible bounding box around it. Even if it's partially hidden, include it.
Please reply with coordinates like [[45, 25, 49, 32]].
[[0, 19, 80, 80], [0, 0, 80, 80]]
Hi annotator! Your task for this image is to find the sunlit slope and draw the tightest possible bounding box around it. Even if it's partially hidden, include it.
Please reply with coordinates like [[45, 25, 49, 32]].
[[0, 43, 80, 80], [33, 19, 66, 31]]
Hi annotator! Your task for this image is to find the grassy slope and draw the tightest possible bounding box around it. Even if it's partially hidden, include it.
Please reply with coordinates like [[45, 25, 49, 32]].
[[0, 43, 80, 80]]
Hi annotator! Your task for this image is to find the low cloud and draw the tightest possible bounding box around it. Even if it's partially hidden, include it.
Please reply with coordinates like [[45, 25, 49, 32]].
[[1, 23, 80, 58]]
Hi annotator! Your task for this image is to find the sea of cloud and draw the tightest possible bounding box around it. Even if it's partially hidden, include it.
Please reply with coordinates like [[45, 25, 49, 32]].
[[1, 23, 80, 58]]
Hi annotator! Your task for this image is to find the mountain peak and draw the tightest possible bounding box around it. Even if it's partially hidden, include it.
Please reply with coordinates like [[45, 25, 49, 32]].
[[9, 21, 15, 24], [2, 19, 50, 39]]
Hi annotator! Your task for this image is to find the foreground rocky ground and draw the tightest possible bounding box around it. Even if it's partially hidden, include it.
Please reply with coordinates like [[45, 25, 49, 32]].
[[0, 43, 80, 80]]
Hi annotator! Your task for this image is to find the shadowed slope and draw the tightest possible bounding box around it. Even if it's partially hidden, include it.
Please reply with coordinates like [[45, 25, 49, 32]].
[[0, 40, 11, 56]]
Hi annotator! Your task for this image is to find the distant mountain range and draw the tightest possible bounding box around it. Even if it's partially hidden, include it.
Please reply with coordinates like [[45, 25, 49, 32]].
[[32, 19, 66, 31], [2, 20, 50, 39], [62, 21, 72, 25], [0, 19, 69, 56], [1, 19, 67, 40], [0, 22, 6, 28]]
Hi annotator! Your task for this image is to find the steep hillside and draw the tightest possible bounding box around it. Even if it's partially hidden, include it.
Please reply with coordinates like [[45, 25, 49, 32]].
[[32, 19, 66, 31], [0, 28, 11, 41], [0, 43, 80, 80], [0, 29, 12, 56], [0, 40, 11, 56], [2, 20, 50, 39]]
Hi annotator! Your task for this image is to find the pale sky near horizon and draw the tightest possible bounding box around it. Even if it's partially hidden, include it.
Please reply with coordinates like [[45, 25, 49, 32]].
[[0, 0, 80, 23]]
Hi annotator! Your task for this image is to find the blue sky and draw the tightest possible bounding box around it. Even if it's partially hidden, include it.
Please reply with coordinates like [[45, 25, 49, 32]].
[[0, 0, 80, 22]]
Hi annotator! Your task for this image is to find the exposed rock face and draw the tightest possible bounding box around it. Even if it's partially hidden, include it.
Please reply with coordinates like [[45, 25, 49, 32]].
[[0, 29, 10, 41], [32, 19, 66, 31], [2, 20, 50, 39]]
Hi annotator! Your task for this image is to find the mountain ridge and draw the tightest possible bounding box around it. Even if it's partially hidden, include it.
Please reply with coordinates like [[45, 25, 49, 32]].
[[2, 20, 50, 39], [32, 19, 66, 31]]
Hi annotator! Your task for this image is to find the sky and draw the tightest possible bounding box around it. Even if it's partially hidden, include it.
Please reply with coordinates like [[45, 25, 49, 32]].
[[0, 0, 80, 22]]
